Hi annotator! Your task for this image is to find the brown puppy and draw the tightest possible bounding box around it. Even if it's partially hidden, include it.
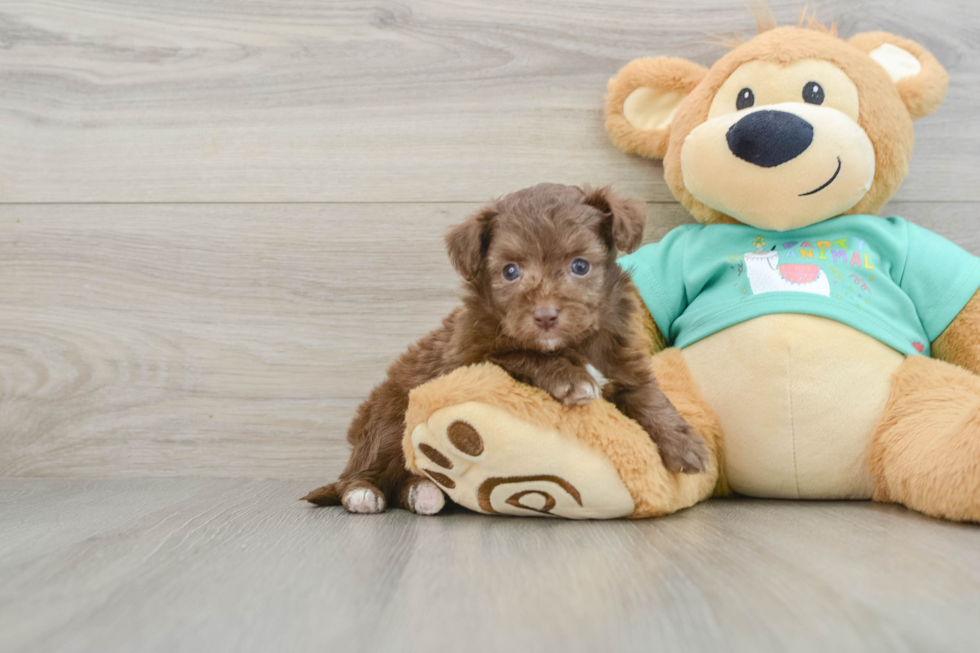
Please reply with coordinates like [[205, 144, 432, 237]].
[[304, 183, 708, 515]]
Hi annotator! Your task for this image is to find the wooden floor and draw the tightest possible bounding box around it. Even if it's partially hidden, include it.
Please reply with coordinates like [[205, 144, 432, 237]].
[[2, 479, 979, 653], [2, 1, 980, 651]]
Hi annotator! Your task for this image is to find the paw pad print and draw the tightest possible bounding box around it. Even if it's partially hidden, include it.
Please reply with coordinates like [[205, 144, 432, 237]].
[[417, 421, 485, 489], [409, 401, 634, 519]]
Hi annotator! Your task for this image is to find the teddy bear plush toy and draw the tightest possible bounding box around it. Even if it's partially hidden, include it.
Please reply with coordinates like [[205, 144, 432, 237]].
[[401, 21, 980, 521]]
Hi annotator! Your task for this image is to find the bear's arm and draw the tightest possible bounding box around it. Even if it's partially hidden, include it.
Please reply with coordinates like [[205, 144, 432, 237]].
[[630, 285, 666, 355], [932, 289, 980, 375]]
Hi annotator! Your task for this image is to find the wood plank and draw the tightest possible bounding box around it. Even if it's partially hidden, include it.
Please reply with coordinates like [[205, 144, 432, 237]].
[[0, 202, 468, 478], [0, 0, 978, 203], [0, 201, 976, 479], [1, 479, 979, 653]]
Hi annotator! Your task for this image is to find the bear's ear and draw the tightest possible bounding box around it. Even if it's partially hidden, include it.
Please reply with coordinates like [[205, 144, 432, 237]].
[[605, 57, 708, 160], [849, 32, 949, 120]]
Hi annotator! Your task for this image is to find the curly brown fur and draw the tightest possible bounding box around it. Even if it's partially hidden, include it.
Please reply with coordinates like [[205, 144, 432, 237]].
[[304, 183, 707, 514]]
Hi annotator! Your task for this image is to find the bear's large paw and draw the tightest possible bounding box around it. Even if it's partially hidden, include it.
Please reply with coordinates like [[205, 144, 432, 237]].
[[408, 401, 635, 519]]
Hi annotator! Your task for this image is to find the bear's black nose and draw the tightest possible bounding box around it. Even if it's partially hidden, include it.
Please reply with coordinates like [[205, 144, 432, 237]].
[[726, 110, 814, 168]]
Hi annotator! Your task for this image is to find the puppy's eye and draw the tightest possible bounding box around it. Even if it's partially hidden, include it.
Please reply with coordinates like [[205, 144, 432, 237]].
[[736, 88, 754, 110], [803, 81, 824, 105], [570, 258, 590, 276], [502, 263, 520, 281]]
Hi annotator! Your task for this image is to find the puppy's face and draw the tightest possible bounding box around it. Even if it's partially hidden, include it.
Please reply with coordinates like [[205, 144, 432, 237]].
[[446, 183, 647, 351], [486, 211, 610, 351]]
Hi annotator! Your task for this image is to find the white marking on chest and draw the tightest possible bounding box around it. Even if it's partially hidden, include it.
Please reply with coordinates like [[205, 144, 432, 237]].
[[540, 338, 563, 351], [585, 364, 609, 389]]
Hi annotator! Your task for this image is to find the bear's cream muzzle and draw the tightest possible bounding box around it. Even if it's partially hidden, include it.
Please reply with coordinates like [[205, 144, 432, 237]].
[[681, 102, 876, 231]]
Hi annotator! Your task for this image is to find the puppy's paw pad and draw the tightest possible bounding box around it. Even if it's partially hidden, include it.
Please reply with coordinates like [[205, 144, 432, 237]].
[[409, 481, 446, 516], [562, 379, 601, 406], [342, 487, 386, 514]]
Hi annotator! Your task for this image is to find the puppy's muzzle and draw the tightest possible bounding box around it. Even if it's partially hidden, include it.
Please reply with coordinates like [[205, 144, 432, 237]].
[[533, 307, 560, 331]]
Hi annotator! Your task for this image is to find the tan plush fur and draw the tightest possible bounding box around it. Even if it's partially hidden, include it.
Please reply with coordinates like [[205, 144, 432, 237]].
[[399, 18, 976, 522], [933, 289, 980, 376], [404, 363, 559, 475], [404, 359, 721, 518], [605, 57, 708, 160], [638, 295, 666, 354], [870, 356, 980, 522], [684, 315, 902, 500], [310, 183, 705, 513], [848, 32, 949, 121], [598, 19, 976, 522], [606, 26, 948, 226], [650, 348, 730, 497], [665, 28, 913, 225]]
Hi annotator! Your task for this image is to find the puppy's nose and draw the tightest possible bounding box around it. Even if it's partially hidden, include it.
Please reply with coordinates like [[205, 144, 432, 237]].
[[533, 306, 560, 331], [727, 110, 814, 168]]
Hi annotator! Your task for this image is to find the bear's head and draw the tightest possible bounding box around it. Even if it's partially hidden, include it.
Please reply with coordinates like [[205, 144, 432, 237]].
[[605, 22, 948, 231]]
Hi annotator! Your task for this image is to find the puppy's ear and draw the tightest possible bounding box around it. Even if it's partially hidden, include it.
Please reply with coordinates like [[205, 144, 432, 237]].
[[849, 32, 948, 120], [445, 206, 496, 280], [583, 186, 647, 254], [605, 57, 708, 160]]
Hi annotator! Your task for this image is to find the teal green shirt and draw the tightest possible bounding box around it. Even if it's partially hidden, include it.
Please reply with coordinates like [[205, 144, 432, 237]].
[[618, 216, 980, 357]]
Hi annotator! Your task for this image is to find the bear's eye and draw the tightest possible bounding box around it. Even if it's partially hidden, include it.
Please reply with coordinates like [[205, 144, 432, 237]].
[[502, 263, 520, 281], [570, 258, 590, 276], [736, 88, 755, 110], [803, 81, 825, 105]]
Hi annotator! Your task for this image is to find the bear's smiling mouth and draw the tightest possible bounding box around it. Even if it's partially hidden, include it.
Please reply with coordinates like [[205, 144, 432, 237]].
[[798, 157, 842, 196]]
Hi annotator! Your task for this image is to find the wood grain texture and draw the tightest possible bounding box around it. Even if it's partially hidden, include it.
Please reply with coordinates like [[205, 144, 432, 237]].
[[2, 201, 975, 479], [0, 0, 978, 202], [3, 4, 980, 649], [0, 479, 978, 653], [0, 202, 465, 478]]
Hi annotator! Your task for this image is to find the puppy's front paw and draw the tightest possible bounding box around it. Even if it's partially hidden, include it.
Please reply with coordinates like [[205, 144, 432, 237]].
[[546, 368, 602, 407], [657, 426, 711, 474]]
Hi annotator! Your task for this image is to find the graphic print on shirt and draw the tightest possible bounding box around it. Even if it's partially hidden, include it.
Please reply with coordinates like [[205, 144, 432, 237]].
[[619, 216, 980, 357], [744, 250, 831, 297], [731, 235, 880, 306]]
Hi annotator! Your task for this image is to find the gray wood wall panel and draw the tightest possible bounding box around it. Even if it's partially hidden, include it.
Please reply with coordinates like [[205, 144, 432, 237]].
[[1, 0, 979, 478], [0, 0, 977, 203], [1, 201, 976, 478]]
